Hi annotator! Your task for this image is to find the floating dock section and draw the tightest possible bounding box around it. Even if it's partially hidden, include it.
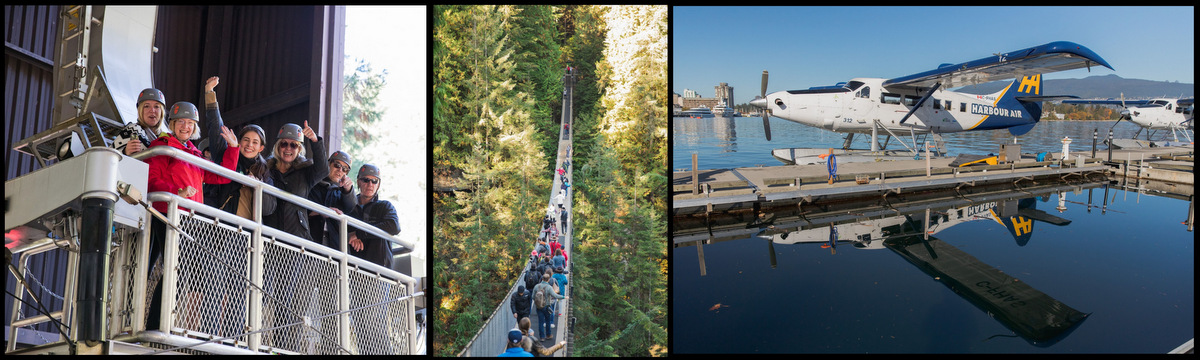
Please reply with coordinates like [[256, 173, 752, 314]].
[[674, 144, 1192, 216]]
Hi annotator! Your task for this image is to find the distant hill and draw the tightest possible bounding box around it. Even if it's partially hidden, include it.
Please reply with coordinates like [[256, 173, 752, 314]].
[[954, 74, 1194, 100]]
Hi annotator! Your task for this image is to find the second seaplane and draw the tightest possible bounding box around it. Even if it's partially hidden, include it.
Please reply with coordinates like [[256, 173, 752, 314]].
[[1063, 96, 1194, 143], [749, 41, 1114, 164]]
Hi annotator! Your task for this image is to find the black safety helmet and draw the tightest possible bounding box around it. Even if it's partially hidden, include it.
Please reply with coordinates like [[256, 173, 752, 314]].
[[137, 88, 166, 107], [329, 150, 352, 169], [358, 163, 381, 180], [169, 101, 199, 121]]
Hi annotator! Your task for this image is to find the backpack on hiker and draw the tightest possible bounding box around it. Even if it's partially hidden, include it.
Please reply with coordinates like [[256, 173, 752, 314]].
[[534, 284, 548, 310]]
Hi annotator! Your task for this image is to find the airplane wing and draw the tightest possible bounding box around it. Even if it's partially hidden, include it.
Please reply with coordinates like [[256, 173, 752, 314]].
[[1062, 99, 1151, 106], [883, 41, 1114, 91], [1018, 95, 1080, 103], [1177, 98, 1194, 107]]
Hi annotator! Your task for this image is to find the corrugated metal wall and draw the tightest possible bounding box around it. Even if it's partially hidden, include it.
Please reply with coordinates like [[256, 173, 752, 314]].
[[4, 5, 345, 349], [5, 5, 344, 180], [5, 5, 70, 343], [4, 5, 58, 180], [152, 5, 344, 154]]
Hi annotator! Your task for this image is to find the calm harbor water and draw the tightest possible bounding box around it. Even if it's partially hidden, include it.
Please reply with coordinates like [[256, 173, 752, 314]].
[[672, 117, 1194, 353]]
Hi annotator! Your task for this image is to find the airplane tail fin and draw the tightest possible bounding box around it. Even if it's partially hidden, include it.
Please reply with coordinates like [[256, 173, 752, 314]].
[[996, 74, 1047, 136]]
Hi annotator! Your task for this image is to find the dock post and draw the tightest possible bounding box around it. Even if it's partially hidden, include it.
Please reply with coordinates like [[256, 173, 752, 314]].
[[1107, 130, 1114, 162], [692, 153, 699, 195], [1087, 188, 1094, 213], [924, 208, 931, 240], [925, 141, 931, 177], [1102, 184, 1110, 215], [1060, 136, 1072, 162], [1092, 129, 1097, 159]]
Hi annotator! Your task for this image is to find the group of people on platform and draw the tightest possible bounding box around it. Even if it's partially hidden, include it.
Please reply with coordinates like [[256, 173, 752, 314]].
[[116, 77, 400, 349]]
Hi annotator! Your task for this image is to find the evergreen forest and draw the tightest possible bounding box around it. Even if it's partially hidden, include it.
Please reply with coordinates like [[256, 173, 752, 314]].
[[432, 5, 667, 357]]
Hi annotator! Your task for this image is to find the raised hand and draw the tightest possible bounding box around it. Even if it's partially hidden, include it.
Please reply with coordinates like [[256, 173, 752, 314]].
[[302, 120, 317, 142], [205, 76, 220, 93], [220, 126, 238, 147]]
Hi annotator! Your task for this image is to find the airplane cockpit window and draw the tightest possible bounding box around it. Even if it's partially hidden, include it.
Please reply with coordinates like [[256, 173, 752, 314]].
[[1146, 100, 1168, 107], [846, 81, 865, 91], [1166, 104, 1172, 110], [860, 87, 870, 99]]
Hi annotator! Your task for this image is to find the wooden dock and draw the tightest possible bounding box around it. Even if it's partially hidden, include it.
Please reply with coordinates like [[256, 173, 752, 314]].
[[673, 145, 1192, 216]]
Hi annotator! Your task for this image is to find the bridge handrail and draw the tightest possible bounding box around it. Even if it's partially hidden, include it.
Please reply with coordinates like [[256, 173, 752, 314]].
[[132, 145, 416, 251], [138, 191, 417, 354], [126, 145, 419, 354]]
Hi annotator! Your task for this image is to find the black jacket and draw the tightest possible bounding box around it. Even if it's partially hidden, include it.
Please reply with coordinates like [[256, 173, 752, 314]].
[[510, 289, 532, 319], [203, 97, 277, 219], [348, 194, 399, 268], [264, 137, 329, 243], [307, 178, 356, 249]]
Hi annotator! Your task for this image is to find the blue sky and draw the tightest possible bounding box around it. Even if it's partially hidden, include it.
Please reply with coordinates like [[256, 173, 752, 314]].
[[673, 6, 1194, 105]]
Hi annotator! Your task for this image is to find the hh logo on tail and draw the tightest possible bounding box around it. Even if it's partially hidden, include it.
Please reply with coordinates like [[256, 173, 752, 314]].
[[1017, 75, 1041, 95]]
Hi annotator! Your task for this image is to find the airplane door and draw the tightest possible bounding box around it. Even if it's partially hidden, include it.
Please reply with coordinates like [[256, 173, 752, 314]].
[[846, 86, 876, 124]]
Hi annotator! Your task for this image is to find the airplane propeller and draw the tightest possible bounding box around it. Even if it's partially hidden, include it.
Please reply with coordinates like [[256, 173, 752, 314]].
[[1107, 92, 1131, 132], [759, 70, 772, 141]]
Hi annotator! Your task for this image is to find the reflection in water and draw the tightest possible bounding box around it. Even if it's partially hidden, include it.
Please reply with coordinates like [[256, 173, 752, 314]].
[[675, 181, 1109, 347], [675, 116, 738, 154]]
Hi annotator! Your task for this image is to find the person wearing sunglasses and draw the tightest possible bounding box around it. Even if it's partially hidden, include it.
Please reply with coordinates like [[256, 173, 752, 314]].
[[261, 121, 328, 337], [346, 164, 399, 268], [264, 121, 329, 243], [308, 150, 357, 250], [346, 163, 401, 354]]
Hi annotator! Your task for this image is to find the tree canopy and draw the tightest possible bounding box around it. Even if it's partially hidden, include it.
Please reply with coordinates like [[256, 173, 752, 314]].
[[432, 5, 667, 357]]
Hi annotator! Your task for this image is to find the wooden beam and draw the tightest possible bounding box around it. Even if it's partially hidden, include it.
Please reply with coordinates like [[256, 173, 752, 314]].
[[219, 82, 310, 126]]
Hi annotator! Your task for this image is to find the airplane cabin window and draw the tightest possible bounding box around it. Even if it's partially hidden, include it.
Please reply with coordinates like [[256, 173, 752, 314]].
[[881, 93, 901, 105], [960, 103, 967, 112], [933, 98, 941, 109], [945, 100, 952, 110]]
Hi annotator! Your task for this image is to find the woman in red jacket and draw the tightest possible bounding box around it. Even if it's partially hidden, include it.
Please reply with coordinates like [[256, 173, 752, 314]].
[[145, 101, 240, 213], [143, 101, 239, 331]]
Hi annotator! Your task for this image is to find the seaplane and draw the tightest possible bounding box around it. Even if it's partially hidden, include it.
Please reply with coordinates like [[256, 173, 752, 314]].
[[749, 41, 1114, 164], [1063, 96, 1194, 143]]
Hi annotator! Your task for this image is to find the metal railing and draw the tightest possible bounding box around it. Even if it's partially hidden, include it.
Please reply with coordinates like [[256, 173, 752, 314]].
[[110, 145, 422, 354]]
